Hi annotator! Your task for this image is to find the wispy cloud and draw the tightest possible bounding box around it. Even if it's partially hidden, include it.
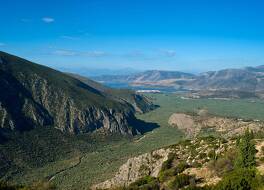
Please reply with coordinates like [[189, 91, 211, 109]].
[[53, 50, 77, 56], [53, 49, 107, 57], [125, 50, 145, 58], [83, 51, 108, 57], [160, 50, 176, 57], [60, 31, 92, 40], [42, 17, 55, 23], [0, 43, 5, 46], [60, 35, 80, 40]]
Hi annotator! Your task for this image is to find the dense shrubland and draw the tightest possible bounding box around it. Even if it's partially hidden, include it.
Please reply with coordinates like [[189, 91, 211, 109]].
[[0, 181, 55, 190]]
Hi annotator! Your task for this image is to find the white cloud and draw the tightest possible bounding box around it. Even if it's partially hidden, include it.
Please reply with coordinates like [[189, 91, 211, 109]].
[[83, 51, 107, 57], [161, 50, 176, 57], [60, 35, 80, 40], [42, 17, 55, 23], [53, 50, 107, 57], [53, 50, 77, 56]]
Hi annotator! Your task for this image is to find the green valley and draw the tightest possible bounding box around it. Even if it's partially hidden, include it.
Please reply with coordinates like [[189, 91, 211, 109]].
[[3, 92, 264, 189]]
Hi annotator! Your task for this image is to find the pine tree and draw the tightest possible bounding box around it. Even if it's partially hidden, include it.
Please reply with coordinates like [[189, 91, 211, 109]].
[[235, 128, 256, 168]]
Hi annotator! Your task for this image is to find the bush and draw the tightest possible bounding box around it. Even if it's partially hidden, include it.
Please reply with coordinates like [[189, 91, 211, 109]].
[[128, 176, 159, 190], [208, 149, 237, 176], [207, 150, 216, 160], [158, 168, 176, 182], [175, 161, 189, 173], [168, 174, 192, 190], [214, 168, 259, 190], [158, 161, 189, 182], [160, 153, 175, 172], [198, 153, 207, 159], [192, 161, 202, 168]]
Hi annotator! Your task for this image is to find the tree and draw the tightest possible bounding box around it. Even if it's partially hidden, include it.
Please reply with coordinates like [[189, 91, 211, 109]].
[[235, 128, 256, 169], [213, 129, 262, 190]]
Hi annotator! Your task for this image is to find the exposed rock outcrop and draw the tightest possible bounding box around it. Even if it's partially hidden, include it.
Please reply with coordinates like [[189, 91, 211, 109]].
[[92, 148, 172, 189], [92, 137, 234, 189], [168, 113, 264, 138], [168, 113, 199, 137]]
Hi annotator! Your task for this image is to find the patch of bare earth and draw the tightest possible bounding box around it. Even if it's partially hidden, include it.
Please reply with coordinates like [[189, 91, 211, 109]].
[[168, 112, 264, 138], [168, 113, 200, 137], [183, 167, 221, 186]]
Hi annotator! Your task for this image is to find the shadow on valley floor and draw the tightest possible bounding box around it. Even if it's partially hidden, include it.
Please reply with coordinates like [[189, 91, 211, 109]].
[[0, 130, 7, 143], [130, 118, 160, 134]]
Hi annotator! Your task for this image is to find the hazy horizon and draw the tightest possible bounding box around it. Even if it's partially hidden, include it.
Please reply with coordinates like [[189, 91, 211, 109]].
[[1, 0, 264, 73]]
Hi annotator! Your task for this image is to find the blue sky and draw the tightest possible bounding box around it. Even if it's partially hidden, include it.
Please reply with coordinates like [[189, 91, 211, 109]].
[[1, 0, 264, 73]]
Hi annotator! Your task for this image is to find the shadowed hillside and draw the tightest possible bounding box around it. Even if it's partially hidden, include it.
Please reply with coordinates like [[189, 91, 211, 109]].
[[0, 51, 155, 135]]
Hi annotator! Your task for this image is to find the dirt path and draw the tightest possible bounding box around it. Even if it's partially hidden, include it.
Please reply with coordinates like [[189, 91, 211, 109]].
[[134, 131, 155, 143], [47, 155, 85, 182], [134, 135, 146, 143]]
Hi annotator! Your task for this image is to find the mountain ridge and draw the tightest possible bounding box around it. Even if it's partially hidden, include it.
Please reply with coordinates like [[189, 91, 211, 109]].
[[92, 65, 264, 93], [0, 51, 154, 135]]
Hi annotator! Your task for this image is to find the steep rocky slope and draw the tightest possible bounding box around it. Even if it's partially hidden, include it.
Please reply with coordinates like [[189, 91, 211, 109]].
[[0, 51, 153, 135], [92, 137, 234, 189], [92, 148, 171, 189], [168, 112, 264, 138], [93, 135, 264, 190], [67, 73, 156, 113]]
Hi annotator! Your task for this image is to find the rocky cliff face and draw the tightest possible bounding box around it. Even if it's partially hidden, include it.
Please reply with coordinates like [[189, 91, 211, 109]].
[[0, 51, 151, 135], [92, 148, 172, 189], [16, 72, 137, 134]]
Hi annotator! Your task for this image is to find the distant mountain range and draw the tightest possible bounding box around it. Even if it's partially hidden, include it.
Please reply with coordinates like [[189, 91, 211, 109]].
[[93, 70, 194, 84], [187, 66, 264, 92], [92, 66, 264, 94]]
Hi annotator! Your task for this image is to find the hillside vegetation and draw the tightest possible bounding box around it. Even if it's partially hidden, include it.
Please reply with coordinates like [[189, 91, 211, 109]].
[[67, 73, 156, 113], [0, 51, 157, 189], [103, 130, 264, 190], [2, 91, 264, 189]]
